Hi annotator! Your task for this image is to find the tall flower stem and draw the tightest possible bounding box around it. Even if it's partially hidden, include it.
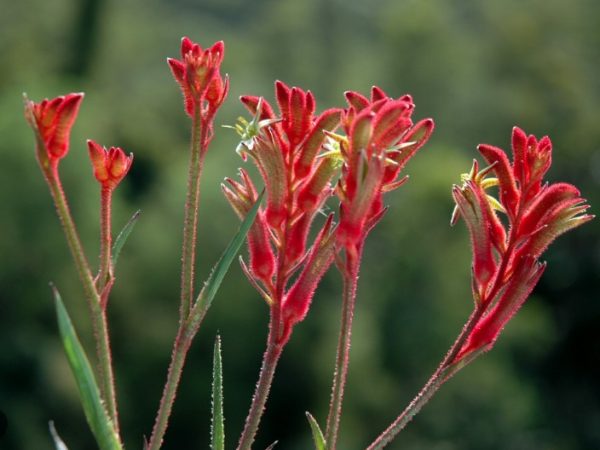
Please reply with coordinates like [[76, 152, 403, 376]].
[[147, 105, 209, 450], [366, 304, 486, 450], [236, 305, 285, 450], [325, 246, 362, 450], [180, 106, 207, 319], [45, 166, 120, 434]]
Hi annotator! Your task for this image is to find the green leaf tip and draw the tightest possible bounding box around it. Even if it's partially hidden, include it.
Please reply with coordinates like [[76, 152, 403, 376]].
[[211, 334, 225, 450], [306, 412, 326, 450], [111, 209, 141, 267], [49, 421, 69, 450], [52, 286, 123, 450]]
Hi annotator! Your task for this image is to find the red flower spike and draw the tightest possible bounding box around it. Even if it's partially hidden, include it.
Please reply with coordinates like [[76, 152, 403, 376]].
[[222, 172, 276, 283], [294, 108, 343, 179], [478, 144, 520, 219], [284, 213, 312, 268], [251, 131, 288, 229], [25, 93, 84, 167], [452, 127, 593, 364], [370, 86, 388, 102], [281, 214, 336, 341], [87, 140, 133, 190], [456, 256, 546, 361], [452, 182, 497, 299], [345, 91, 370, 111], [297, 156, 338, 212], [168, 37, 226, 117]]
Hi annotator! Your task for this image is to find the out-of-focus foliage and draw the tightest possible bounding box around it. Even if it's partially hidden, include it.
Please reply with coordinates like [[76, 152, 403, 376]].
[[1, 0, 599, 449]]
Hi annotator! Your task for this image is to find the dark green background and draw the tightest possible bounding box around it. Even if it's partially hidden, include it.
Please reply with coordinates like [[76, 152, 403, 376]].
[[1, 0, 599, 449]]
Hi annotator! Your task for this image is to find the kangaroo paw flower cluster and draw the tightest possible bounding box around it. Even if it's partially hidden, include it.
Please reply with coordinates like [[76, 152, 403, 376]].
[[452, 127, 594, 361]]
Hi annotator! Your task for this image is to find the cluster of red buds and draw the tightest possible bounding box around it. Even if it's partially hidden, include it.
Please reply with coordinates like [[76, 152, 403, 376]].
[[88, 140, 133, 191], [24, 93, 84, 174], [334, 87, 434, 254], [168, 37, 229, 126], [451, 127, 594, 361], [223, 81, 343, 343]]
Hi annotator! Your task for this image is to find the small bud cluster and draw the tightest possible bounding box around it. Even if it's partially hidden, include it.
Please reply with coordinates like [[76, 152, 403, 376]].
[[24, 93, 84, 170], [87, 140, 134, 191], [452, 127, 594, 361], [168, 37, 229, 121]]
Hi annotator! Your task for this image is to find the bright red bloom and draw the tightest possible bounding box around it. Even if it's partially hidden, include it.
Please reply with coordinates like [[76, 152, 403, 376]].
[[24, 93, 84, 168], [225, 81, 342, 342], [452, 127, 593, 361], [168, 37, 228, 117], [335, 87, 434, 250], [87, 140, 133, 190]]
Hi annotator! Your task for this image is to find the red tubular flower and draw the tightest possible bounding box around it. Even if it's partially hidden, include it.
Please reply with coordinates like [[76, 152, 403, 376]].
[[335, 86, 434, 250], [225, 81, 343, 341], [87, 140, 133, 190], [24, 93, 84, 170], [168, 37, 228, 118], [452, 127, 593, 361]]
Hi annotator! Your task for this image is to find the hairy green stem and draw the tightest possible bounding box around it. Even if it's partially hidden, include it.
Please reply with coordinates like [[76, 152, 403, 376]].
[[46, 167, 120, 435], [366, 305, 485, 450], [147, 106, 209, 450], [98, 187, 113, 294], [236, 306, 284, 450], [325, 247, 361, 450], [180, 106, 207, 320]]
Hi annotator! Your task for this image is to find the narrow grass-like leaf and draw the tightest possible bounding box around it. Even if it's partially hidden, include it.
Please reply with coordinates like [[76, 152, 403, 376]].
[[49, 421, 69, 450], [306, 412, 326, 450], [53, 286, 122, 450], [211, 334, 225, 450], [264, 441, 278, 450], [111, 209, 141, 267], [188, 191, 264, 327]]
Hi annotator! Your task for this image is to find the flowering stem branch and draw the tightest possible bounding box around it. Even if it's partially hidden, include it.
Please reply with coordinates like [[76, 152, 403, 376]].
[[180, 105, 207, 320], [237, 305, 285, 450], [98, 187, 114, 300], [147, 105, 210, 450], [45, 166, 120, 435], [325, 246, 361, 450], [366, 304, 486, 450]]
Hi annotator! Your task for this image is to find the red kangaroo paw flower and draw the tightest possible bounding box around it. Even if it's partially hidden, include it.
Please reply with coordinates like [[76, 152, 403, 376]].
[[168, 37, 226, 117], [452, 127, 593, 363], [87, 140, 133, 190], [24, 93, 84, 168]]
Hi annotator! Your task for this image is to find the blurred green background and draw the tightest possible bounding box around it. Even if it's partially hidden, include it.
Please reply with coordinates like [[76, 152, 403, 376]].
[[1, 0, 599, 449]]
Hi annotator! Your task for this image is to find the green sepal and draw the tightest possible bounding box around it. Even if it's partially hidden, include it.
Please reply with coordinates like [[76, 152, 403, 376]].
[[53, 286, 122, 450], [111, 209, 141, 267], [211, 335, 225, 450], [305, 412, 326, 450]]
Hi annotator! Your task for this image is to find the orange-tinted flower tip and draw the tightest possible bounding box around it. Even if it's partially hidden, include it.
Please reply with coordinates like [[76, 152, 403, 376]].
[[25, 93, 85, 165], [87, 140, 133, 190]]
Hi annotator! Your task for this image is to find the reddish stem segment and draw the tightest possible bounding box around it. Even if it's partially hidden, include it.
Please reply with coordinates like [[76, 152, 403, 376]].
[[325, 246, 361, 450], [45, 166, 120, 436]]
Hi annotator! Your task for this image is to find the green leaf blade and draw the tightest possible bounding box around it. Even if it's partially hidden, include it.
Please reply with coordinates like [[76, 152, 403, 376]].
[[190, 191, 264, 325], [306, 412, 326, 450], [211, 335, 225, 450], [53, 287, 122, 450], [111, 209, 141, 267]]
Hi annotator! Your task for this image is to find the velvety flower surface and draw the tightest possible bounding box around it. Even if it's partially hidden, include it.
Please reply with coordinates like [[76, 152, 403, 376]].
[[87, 140, 133, 190], [24, 93, 84, 168], [168, 37, 228, 118], [335, 87, 434, 251], [224, 81, 342, 342], [452, 127, 593, 361]]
